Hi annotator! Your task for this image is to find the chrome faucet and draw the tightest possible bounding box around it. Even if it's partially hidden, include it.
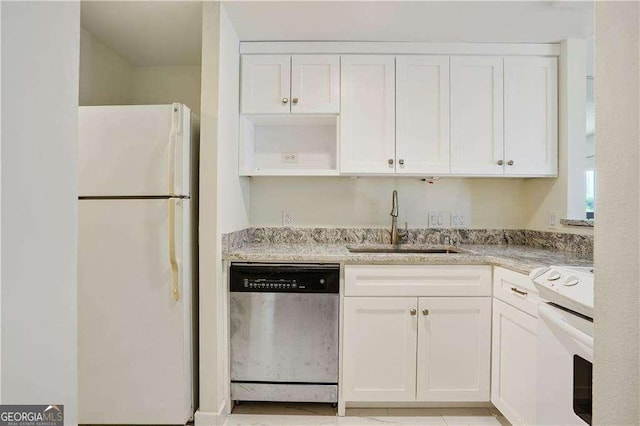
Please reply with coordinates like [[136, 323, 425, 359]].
[[390, 190, 399, 245]]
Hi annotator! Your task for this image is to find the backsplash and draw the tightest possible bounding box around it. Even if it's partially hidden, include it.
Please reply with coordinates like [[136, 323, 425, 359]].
[[223, 227, 593, 258]]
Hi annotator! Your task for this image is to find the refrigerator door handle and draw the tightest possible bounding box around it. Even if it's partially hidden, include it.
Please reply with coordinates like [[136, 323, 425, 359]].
[[168, 103, 183, 197], [168, 199, 180, 301]]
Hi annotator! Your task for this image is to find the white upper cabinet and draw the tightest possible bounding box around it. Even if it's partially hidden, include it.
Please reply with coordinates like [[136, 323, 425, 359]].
[[396, 56, 450, 175], [416, 297, 492, 402], [239, 47, 559, 177], [450, 56, 504, 175], [291, 55, 340, 114], [241, 54, 340, 114], [340, 55, 396, 174], [241, 55, 291, 114], [504, 56, 558, 176]]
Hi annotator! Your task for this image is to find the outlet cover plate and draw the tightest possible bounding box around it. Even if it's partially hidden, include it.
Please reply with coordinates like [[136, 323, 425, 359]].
[[281, 152, 298, 163], [282, 210, 294, 227], [451, 212, 468, 228]]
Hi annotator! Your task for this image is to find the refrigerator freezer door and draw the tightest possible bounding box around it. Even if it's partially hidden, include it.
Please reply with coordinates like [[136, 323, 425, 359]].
[[78, 199, 193, 424], [78, 104, 192, 197]]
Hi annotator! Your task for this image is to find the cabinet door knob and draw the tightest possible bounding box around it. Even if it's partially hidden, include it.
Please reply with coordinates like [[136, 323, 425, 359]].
[[292, 98, 299, 105], [399, 159, 405, 166], [410, 309, 417, 316], [282, 98, 289, 104], [422, 309, 429, 316], [497, 160, 504, 166], [507, 160, 514, 166], [388, 159, 394, 166]]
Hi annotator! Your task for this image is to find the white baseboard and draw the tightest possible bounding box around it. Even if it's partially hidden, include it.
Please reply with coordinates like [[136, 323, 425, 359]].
[[195, 400, 228, 426]]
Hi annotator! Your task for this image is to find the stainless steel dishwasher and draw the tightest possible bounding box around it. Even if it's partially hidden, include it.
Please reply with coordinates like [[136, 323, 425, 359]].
[[230, 263, 339, 403]]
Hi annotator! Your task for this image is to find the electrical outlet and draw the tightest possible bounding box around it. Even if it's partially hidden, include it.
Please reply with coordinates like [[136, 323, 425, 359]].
[[282, 210, 295, 227], [428, 211, 450, 229], [451, 212, 467, 228], [281, 152, 298, 163], [548, 211, 559, 229]]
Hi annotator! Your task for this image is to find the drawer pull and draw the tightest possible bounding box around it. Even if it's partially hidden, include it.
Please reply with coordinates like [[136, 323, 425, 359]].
[[410, 309, 417, 316], [422, 309, 429, 316], [511, 287, 528, 296]]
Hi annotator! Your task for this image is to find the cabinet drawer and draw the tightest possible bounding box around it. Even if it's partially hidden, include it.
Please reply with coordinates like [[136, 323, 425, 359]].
[[345, 265, 492, 297], [493, 267, 540, 317]]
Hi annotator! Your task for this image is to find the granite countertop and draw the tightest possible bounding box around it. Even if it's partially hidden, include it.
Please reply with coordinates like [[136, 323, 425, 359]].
[[223, 243, 593, 275]]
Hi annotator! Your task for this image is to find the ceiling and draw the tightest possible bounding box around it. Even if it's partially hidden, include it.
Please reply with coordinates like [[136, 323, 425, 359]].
[[80, 1, 594, 67], [223, 1, 594, 43], [81, 1, 203, 67]]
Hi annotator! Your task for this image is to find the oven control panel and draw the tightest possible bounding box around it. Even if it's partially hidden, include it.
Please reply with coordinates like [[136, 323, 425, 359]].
[[230, 263, 340, 293], [530, 265, 594, 318]]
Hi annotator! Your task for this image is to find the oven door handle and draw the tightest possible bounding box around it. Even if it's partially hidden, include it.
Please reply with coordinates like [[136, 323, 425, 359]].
[[539, 304, 593, 348]]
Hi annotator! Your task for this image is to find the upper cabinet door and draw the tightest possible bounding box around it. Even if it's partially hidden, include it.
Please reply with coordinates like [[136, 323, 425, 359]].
[[450, 56, 504, 175], [241, 55, 291, 114], [396, 56, 450, 175], [340, 55, 396, 174], [416, 297, 491, 402], [291, 55, 340, 114], [504, 57, 558, 176]]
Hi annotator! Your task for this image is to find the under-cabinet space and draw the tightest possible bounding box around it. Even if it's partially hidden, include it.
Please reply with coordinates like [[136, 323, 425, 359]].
[[239, 115, 339, 176]]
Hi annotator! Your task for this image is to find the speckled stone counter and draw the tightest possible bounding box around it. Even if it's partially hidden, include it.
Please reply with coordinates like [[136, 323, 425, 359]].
[[223, 242, 592, 275]]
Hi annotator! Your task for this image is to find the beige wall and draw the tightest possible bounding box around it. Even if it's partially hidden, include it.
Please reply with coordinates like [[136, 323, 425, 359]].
[[2, 2, 80, 423], [198, 4, 249, 421], [593, 2, 639, 424], [80, 29, 201, 114], [133, 65, 202, 115], [79, 28, 133, 106], [250, 177, 526, 229]]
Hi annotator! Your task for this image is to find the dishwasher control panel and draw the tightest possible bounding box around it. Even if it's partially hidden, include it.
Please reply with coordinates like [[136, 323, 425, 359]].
[[230, 263, 340, 293]]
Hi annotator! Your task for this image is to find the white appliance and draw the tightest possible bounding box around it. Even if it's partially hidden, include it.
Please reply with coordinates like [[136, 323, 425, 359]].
[[78, 104, 198, 425], [531, 266, 594, 426]]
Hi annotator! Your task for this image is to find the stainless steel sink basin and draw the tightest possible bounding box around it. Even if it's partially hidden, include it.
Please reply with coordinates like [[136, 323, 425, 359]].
[[347, 245, 462, 254]]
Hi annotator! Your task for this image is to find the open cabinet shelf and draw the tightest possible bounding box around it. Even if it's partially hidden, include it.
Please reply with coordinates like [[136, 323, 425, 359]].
[[239, 114, 339, 176]]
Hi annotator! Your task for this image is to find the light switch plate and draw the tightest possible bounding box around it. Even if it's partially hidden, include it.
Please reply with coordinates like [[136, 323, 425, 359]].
[[429, 211, 450, 229]]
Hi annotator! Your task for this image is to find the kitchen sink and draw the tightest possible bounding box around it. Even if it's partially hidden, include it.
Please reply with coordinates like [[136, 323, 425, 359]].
[[347, 245, 462, 254]]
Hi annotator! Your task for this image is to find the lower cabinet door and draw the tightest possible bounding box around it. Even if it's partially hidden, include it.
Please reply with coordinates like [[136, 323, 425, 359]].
[[342, 297, 418, 401], [491, 299, 537, 425], [416, 297, 491, 401]]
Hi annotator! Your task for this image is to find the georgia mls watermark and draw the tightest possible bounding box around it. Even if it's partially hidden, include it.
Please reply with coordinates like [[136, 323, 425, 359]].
[[0, 405, 63, 426]]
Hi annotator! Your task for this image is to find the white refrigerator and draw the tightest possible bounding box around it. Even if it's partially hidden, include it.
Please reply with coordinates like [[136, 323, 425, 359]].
[[78, 104, 197, 425]]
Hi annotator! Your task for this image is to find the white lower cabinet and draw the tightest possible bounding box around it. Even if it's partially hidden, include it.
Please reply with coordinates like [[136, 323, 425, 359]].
[[342, 295, 491, 403], [342, 297, 417, 401], [491, 298, 537, 425], [417, 297, 492, 401]]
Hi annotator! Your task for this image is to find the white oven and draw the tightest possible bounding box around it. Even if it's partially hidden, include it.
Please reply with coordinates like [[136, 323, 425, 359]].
[[537, 303, 593, 425], [531, 266, 594, 426]]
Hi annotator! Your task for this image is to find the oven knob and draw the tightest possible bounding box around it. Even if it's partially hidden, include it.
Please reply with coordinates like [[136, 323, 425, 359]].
[[547, 271, 562, 281], [564, 276, 580, 287]]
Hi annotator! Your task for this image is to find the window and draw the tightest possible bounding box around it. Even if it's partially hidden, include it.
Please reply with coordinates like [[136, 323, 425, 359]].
[[585, 170, 595, 219]]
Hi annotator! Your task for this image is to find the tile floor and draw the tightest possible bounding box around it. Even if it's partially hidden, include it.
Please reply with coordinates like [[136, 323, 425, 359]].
[[224, 403, 511, 426]]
